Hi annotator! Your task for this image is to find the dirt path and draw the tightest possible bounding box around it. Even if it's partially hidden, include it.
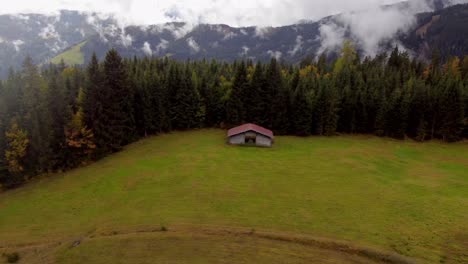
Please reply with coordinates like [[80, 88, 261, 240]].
[[0, 224, 422, 264]]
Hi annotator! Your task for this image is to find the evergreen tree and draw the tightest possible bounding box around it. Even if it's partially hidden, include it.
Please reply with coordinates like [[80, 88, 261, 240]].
[[98, 49, 135, 152], [267, 58, 289, 133], [291, 72, 313, 136], [47, 74, 71, 169], [226, 61, 247, 126], [407, 78, 429, 141], [20, 56, 52, 173], [246, 62, 267, 125], [83, 53, 103, 132], [315, 77, 339, 136], [439, 60, 465, 142]]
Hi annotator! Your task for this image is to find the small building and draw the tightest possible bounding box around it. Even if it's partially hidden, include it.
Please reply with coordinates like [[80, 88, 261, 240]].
[[227, 123, 274, 147]]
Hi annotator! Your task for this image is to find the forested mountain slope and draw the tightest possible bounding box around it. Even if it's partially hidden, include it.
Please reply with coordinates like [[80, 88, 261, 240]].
[[0, 2, 467, 78]]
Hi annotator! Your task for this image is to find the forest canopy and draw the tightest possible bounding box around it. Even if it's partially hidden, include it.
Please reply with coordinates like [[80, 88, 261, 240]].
[[0, 42, 467, 188]]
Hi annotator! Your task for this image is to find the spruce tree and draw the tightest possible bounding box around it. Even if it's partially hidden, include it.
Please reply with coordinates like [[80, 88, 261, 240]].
[[315, 77, 339, 136], [246, 62, 266, 125], [267, 58, 288, 133], [292, 73, 313, 136], [83, 53, 103, 131], [20, 56, 52, 173], [99, 49, 135, 152], [226, 61, 247, 126], [47, 74, 71, 169], [439, 77, 465, 142]]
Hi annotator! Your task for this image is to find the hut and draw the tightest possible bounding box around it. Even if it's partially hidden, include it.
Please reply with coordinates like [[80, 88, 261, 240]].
[[227, 123, 274, 147]]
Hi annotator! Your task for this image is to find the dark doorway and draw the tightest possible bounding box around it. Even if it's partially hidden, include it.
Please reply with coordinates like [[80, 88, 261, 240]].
[[245, 133, 257, 144]]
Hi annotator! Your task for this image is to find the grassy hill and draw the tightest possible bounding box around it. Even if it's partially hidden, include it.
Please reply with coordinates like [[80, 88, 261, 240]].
[[50, 41, 86, 65], [0, 130, 467, 263]]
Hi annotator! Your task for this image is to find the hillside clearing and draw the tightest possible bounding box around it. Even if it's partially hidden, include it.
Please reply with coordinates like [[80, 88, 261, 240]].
[[0, 130, 467, 263], [50, 41, 86, 65]]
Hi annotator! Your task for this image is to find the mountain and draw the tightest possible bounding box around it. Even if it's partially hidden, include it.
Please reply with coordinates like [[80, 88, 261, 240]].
[[0, 10, 117, 76], [401, 3, 468, 59], [0, 1, 467, 78]]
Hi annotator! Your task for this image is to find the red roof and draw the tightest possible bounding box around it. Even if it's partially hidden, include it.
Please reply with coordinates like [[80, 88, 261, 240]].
[[227, 123, 274, 139]]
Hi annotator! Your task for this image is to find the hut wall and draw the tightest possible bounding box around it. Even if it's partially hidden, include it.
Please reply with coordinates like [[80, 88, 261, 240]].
[[229, 133, 245, 145], [256, 134, 272, 147]]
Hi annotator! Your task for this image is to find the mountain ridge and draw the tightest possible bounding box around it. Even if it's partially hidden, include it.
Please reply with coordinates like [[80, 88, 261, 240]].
[[0, 1, 467, 77]]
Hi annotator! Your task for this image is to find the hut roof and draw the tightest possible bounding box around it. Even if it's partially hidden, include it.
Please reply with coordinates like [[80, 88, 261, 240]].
[[227, 123, 274, 139]]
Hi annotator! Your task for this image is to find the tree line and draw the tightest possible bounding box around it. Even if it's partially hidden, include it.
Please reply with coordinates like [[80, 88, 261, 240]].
[[0, 42, 467, 188]]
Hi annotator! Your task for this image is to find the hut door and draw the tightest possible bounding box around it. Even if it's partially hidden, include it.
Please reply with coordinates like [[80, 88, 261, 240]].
[[244, 132, 257, 144]]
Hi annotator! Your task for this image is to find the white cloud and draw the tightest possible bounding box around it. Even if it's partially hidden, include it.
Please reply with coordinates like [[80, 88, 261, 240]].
[[288, 35, 303, 56], [316, 0, 438, 56], [5, 0, 462, 27], [240, 46, 249, 56], [39, 23, 59, 39], [161, 23, 194, 39], [12, 40, 25, 52], [1, 0, 467, 60], [186, 37, 200, 53], [120, 33, 133, 47], [142, 41, 152, 56], [267, 50, 282, 60], [317, 23, 346, 55], [255, 26, 273, 39], [155, 39, 169, 54], [222, 31, 238, 41]]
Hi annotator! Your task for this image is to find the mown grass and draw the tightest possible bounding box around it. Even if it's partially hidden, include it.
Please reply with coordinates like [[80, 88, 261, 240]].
[[0, 130, 467, 263], [50, 41, 86, 65]]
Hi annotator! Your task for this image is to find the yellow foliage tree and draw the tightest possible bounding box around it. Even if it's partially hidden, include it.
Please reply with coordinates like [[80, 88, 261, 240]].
[[65, 90, 96, 164], [5, 120, 29, 174], [65, 109, 96, 163], [333, 40, 357, 74]]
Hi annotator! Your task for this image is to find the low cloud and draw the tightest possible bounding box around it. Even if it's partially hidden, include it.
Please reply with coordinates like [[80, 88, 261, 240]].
[[155, 39, 169, 54], [142, 41, 152, 56], [317, 23, 346, 55], [12, 39, 25, 52], [240, 46, 249, 56], [267, 50, 282, 60], [39, 23, 59, 39], [186, 37, 200, 53], [315, 0, 442, 57], [2, 0, 468, 28], [288, 35, 303, 56], [254, 26, 272, 39], [120, 33, 133, 47]]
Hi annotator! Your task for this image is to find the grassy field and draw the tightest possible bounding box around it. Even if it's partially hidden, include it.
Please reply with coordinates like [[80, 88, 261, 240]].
[[0, 130, 467, 263], [50, 41, 86, 65]]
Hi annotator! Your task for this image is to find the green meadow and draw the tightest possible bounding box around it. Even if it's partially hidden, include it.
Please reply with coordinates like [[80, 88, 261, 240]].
[[0, 130, 467, 263], [50, 41, 86, 65]]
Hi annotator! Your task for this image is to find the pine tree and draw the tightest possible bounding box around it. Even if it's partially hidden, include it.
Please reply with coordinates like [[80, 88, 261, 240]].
[[267, 58, 289, 133], [439, 60, 465, 142], [47, 74, 71, 169], [20, 56, 52, 173], [226, 61, 248, 126], [97, 49, 135, 152], [292, 72, 313, 136], [246, 62, 266, 125], [407, 78, 429, 141], [167, 64, 199, 129], [315, 77, 339, 136], [83, 53, 103, 133]]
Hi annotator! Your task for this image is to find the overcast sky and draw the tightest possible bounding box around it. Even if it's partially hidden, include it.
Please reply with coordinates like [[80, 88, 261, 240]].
[[1, 0, 413, 27]]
